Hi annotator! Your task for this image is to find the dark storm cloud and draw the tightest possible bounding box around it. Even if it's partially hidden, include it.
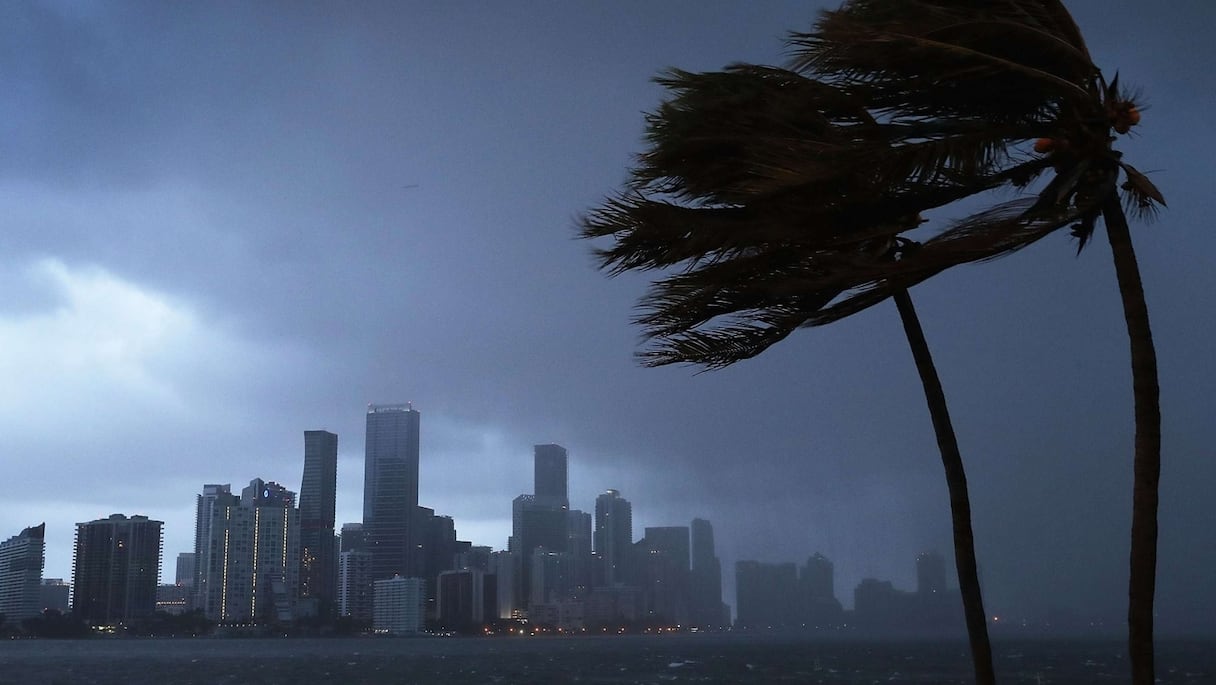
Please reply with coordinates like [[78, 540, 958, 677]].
[[1, 0, 1213, 633]]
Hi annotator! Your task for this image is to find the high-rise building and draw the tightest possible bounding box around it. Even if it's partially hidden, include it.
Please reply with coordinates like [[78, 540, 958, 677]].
[[196, 480, 300, 623], [916, 550, 947, 596], [533, 444, 568, 506], [340, 522, 366, 552], [193, 483, 231, 610], [175, 552, 195, 588], [0, 523, 46, 621], [637, 527, 691, 625], [72, 514, 163, 624], [363, 403, 421, 581], [689, 518, 724, 628], [373, 575, 425, 634], [299, 430, 338, 613], [338, 548, 373, 621], [594, 489, 632, 586], [799, 553, 843, 629], [735, 560, 798, 629], [437, 568, 495, 630]]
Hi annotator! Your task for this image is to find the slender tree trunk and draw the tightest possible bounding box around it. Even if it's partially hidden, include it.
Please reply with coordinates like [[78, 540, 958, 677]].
[[1102, 198, 1161, 685], [893, 288, 995, 685]]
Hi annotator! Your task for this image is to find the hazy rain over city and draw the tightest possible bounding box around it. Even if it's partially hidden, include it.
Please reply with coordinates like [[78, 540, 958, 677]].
[[1, 0, 1213, 635]]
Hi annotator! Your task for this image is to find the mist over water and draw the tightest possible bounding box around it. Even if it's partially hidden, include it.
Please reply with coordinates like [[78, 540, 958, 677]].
[[2, 635, 1213, 685]]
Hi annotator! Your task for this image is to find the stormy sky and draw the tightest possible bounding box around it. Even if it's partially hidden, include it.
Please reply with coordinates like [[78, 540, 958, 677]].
[[2, 1, 1213, 634]]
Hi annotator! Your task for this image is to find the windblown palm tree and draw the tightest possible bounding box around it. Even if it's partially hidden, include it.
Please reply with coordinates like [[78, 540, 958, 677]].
[[581, 2, 1163, 684]]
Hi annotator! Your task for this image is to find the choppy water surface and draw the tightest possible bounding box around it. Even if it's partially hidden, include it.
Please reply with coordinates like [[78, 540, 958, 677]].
[[1, 635, 1211, 685]]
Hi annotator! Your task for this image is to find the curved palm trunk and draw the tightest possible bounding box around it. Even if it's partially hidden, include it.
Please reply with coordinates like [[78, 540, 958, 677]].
[[1102, 198, 1161, 685], [893, 288, 995, 685]]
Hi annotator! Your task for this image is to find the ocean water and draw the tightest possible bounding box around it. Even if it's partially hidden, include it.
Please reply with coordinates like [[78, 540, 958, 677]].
[[0, 634, 1211, 685]]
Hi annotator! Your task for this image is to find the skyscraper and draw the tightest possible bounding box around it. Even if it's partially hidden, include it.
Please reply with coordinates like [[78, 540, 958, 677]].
[[533, 444, 568, 506], [689, 518, 724, 627], [72, 514, 163, 624], [0, 523, 46, 621], [916, 550, 947, 596], [193, 483, 231, 610], [299, 430, 338, 612], [363, 403, 421, 581], [594, 489, 632, 586], [196, 479, 300, 623]]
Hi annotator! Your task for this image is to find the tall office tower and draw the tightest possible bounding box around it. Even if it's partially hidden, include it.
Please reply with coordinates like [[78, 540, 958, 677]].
[[735, 560, 798, 629], [594, 489, 632, 586], [437, 568, 493, 630], [72, 514, 163, 624], [510, 495, 568, 611], [689, 518, 724, 627], [916, 551, 947, 596], [799, 553, 843, 629], [175, 553, 195, 587], [197, 480, 300, 623], [363, 403, 421, 581], [299, 430, 338, 613], [533, 444, 568, 506], [193, 483, 231, 609], [637, 527, 691, 625], [566, 510, 593, 595], [0, 523, 46, 621]]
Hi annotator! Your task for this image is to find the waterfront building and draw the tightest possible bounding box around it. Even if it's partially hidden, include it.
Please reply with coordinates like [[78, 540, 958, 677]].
[[734, 560, 798, 629], [437, 568, 495, 630], [689, 518, 725, 628], [799, 553, 843, 628], [192, 484, 231, 610], [917, 550, 947, 596], [363, 404, 421, 581], [373, 575, 425, 634], [338, 548, 373, 621], [299, 430, 338, 614], [594, 490, 632, 586], [636, 527, 690, 625], [155, 584, 190, 615], [0, 523, 46, 620], [72, 514, 163, 624], [196, 479, 300, 623], [39, 578, 70, 614]]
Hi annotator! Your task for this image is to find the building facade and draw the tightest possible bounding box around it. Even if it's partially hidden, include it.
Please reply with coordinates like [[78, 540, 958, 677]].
[[594, 490, 632, 586], [532, 444, 568, 506], [72, 514, 163, 624], [0, 523, 46, 621], [363, 404, 421, 581], [196, 479, 300, 623], [299, 430, 338, 613], [373, 575, 425, 634]]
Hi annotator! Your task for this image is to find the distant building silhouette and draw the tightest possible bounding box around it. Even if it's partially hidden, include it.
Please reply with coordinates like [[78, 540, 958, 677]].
[[195, 480, 299, 623], [299, 430, 339, 615], [594, 489, 632, 586], [735, 560, 798, 629], [0, 523, 46, 621], [916, 550, 947, 596], [363, 404, 421, 581], [337, 522, 373, 620], [533, 444, 569, 507], [798, 553, 843, 628], [72, 514, 162, 624], [636, 526, 691, 625], [689, 518, 726, 628], [508, 445, 573, 613]]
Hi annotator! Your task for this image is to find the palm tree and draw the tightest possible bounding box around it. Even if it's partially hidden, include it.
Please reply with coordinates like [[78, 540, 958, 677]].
[[582, 66, 1006, 684], [582, 2, 1164, 683], [789, 3, 1163, 683]]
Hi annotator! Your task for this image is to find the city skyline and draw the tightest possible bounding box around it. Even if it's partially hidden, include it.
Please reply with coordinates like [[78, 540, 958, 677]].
[[1, 1, 1213, 636]]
